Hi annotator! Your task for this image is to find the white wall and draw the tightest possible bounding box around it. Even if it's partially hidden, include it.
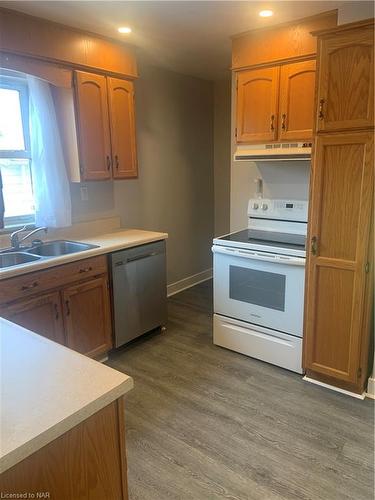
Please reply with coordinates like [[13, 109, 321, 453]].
[[338, 1, 374, 24], [213, 79, 231, 236]]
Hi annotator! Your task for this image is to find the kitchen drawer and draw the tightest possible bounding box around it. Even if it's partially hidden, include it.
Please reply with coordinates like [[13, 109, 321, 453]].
[[213, 314, 303, 374], [0, 255, 108, 305]]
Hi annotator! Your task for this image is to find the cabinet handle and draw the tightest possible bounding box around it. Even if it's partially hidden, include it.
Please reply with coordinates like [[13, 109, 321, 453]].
[[79, 266, 92, 273], [281, 113, 287, 131], [106, 155, 111, 170], [115, 155, 119, 170], [21, 281, 38, 291], [311, 236, 318, 256], [65, 300, 71, 316], [270, 114, 275, 131], [54, 303, 59, 320], [318, 99, 325, 119]]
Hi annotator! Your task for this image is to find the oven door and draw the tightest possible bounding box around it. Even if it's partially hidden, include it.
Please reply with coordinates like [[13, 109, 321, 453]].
[[212, 245, 305, 336]]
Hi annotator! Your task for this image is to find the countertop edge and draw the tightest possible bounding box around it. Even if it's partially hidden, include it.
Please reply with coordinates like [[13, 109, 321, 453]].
[[0, 231, 168, 281], [0, 376, 134, 474]]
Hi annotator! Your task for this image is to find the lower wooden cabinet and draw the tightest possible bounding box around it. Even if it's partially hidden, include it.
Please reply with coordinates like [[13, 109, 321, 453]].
[[303, 131, 374, 393], [0, 399, 129, 500], [0, 256, 113, 358], [0, 291, 65, 345], [63, 276, 112, 357]]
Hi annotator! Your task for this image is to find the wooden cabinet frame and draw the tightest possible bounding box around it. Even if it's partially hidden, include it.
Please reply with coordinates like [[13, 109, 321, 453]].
[[0, 399, 129, 499], [74, 71, 112, 181], [236, 66, 280, 143], [0, 256, 113, 358], [304, 133, 374, 392], [74, 70, 138, 181], [62, 276, 112, 358], [315, 23, 374, 133], [235, 58, 316, 144], [0, 291, 65, 345], [107, 77, 138, 179]]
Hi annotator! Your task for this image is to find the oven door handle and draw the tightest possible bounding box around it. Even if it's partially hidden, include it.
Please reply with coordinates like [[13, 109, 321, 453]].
[[212, 245, 305, 266]]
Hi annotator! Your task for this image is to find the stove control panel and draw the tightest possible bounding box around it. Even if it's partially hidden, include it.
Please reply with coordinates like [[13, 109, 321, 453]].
[[248, 198, 308, 222]]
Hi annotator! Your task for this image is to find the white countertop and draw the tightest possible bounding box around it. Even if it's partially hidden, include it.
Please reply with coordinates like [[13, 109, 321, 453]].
[[0, 228, 168, 280], [0, 318, 134, 473]]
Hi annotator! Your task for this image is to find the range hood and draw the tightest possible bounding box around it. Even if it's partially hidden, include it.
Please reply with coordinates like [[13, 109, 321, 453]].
[[234, 142, 312, 162]]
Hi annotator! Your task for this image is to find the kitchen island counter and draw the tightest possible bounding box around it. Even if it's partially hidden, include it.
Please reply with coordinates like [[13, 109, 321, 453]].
[[0, 318, 133, 475]]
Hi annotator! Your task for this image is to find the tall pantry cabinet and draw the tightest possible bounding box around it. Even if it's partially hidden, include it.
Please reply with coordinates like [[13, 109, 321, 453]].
[[303, 19, 374, 395]]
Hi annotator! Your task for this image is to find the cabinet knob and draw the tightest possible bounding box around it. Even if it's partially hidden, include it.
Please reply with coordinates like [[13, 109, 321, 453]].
[[115, 155, 119, 170], [21, 281, 38, 291], [79, 266, 92, 273], [106, 155, 111, 170], [65, 300, 71, 316], [318, 99, 325, 120]]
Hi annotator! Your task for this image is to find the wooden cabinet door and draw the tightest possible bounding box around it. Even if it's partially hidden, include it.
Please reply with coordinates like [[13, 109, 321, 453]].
[[316, 27, 374, 132], [74, 71, 112, 180], [304, 132, 374, 386], [107, 77, 138, 179], [236, 67, 279, 143], [279, 60, 316, 141], [62, 276, 112, 358], [0, 292, 65, 345]]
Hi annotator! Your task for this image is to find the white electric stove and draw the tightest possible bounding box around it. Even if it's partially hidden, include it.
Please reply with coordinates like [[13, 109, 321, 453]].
[[212, 198, 308, 374]]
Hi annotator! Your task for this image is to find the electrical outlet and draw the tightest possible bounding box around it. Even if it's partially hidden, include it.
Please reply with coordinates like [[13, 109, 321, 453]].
[[80, 186, 89, 201]]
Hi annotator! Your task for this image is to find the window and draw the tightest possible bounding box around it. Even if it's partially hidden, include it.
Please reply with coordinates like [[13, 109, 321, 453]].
[[0, 73, 35, 229]]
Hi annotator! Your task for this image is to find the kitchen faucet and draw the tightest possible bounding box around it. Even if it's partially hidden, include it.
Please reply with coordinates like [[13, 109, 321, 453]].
[[10, 226, 48, 250]]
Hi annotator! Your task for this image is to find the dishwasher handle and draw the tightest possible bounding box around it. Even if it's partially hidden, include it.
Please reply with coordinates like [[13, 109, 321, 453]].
[[114, 251, 158, 267]]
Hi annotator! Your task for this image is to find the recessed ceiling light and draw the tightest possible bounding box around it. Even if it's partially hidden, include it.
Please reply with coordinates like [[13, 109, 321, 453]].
[[118, 26, 132, 34], [259, 10, 273, 17]]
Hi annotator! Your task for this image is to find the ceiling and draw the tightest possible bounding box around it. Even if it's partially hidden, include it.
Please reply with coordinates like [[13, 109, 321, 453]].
[[1, 1, 373, 80]]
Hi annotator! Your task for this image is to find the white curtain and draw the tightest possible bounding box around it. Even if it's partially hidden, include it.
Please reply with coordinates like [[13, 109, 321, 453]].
[[27, 75, 72, 228]]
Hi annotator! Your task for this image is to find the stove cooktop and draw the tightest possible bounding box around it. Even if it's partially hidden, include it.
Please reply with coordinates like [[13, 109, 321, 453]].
[[213, 229, 306, 257], [219, 229, 305, 249]]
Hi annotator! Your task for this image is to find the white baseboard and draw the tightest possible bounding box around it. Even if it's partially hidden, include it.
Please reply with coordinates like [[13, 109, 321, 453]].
[[366, 377, 375, 399], [303, 376, 365, 400], [167, 268, 212, 297]]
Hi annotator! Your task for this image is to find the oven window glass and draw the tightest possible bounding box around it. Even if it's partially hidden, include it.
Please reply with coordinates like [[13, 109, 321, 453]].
[[229, 266, 286, 311]]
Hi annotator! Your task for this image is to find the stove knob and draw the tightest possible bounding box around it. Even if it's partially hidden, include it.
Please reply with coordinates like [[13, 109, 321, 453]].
[[262, 203, 268, 211], [253, 203, 259, 210]]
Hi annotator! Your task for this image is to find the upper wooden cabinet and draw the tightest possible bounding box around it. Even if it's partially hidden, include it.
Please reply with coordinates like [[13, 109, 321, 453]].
[[236, 61, 316, 144], [279, 60, 316, 141], [107, 77, 138, 179], [304, 132, 373, 389], [236, 67, 279, 143], [75, 72, 112, 181], [74, 70, 138, 181], [316, 24, 374, 132]]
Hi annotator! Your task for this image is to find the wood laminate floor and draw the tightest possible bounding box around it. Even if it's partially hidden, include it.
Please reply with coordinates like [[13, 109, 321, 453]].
[[108, 280, 374, 500]]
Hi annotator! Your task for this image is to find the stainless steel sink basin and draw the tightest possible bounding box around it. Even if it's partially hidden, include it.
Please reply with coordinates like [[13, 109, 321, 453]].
[[27, 240, 98, 257], [0, 252, 41, 268]]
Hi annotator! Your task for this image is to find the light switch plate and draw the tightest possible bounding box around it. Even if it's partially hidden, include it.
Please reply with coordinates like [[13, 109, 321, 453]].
[[80, 186, 88, 201]]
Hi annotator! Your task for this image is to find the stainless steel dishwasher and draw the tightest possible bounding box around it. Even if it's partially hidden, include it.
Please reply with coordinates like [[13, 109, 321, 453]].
[[110, 240, 167, 347]]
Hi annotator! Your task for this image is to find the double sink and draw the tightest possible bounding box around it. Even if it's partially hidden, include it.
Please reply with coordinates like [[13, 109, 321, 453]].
[[0, 240, 99, 269]]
